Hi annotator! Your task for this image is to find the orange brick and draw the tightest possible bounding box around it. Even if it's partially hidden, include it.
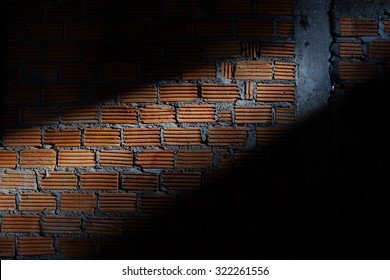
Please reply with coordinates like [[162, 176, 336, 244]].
[[0, 194, 16, 210], [197, 20, 232, 37], [218, 110, 232, 122], [163, 127, 202, 145], [122, 173, 159, 191], [67, 22, 104, 41], [258, 0, 293, 15], [43, 216, 81, 234], [339, 61, 379, 80], [27, 23, 63, 41], [82, 84, 117, 103], [124, 128, 161, 146], [140, 105, 176, 123], [256, 127, 294, 146], [0, 150, 17, 168], [58, 149, 95, 167], [208, 127, 247, 146], [100, 193, 137, 212], [2, 215, 40, 233], [260, 42, 295, 57], [136, 150, 174, 169], [339, 18, 377, 37], [47, 45, 81, 62], [181, 62, 216, 80], [163, 172, 201, 190], [178, 104, 215, 123], [62, 105, 98, 124], [2, 107, 18, 128], [204, 41, 241, 58], [102, 105, 137, 124], [242, 41, 259, 59], [85, 217, 123, 235], [22, 107, 59, 125], [221, 62, 233, 79], [202, 83, 239, 102], [368, 40, 390, 58], [120, 84, 158, 103], [18, 237, 54, 257], [0, 238, 16, 257], [19, 193, 56, 211], [84, 128, 120, 147], [274, 62, 296, 80], [100, 150, 133, 167], [235, 61, 273, 80], [58, 238, 96, 259], [81, 172, 118, 190], [44, 129, 80, 147], [235, 105, 273, 124], [139, 194, 176, 213], [45, 85, 80, 104], [61, 64, 97, 81], [245, 81, 255, 100], [140, 62, 179, 80], [276, 20, 294, 37], [41, 171, 77, 190], [339, 41, 364, 58], [3, 85, 41, 106], [160, 84, 198, 102], [20, 149, 56, 168], [236, 20, 274, 37], [23, 64, 58, 83], [102, 63, 137, 81], [164, 42, 201, 60], [275, 107, 295, 126], [60, 193, 96, 212], [177, 149, 213, 168], [257, 83, 295, 102], [0, 171, 37, 189]]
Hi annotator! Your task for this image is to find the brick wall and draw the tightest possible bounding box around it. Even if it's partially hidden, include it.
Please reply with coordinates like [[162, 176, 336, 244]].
[[0, 0, 296, 259]]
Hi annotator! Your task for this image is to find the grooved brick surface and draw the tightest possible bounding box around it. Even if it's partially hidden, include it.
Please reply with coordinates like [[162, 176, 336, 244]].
[[40, 171, 77, 190], [2, 215, 40, 233], [208, 127, 247, 146], [99, 193, 137, 212], [257, 84, 295, 102], [0, 238, 16, 257], [81, 172, 119, 190], [43, 216, 81, 234], [20, 149, 56, 168], [235, 106, 273, 124], [0, 171, 37, 189], [0, 150, 17, 168], [122, 173, 159, 191], [99, 150, 133, 167], [140, 105, 176, 123], [44, 129, 81, 147], [60, 193, 97, 212], [0, 194, 16, 211], [124, 128, 161, 146], [177, 149, 213, 169], [339, 18, 377, 37], [202, 84, 239, 102], [234, 61, 273, 80], [102, 105, 137, 124], [19, 193, 56, 211], [178, 104, 216, 123], [84, 128, 121, 147], [163, 127, 202, 145], [18, 237, 55, 256], [58, 150, 95, 167], [163, 172, 202, 190], [160, 84, 198, 102], [136, 150, 175, 169]]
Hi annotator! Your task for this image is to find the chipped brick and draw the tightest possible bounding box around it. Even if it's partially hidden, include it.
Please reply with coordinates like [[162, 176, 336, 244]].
[[100, 193, 137, 212], [140, 105, 176, 124], [163, 127, 202, 145], [136, 150, 175, 169], [208, 127, 247, 146], [163, 172, 202, 190], [58, 149, 95, 167], [177, 149, 213, 168], [235, 105, 273, 124], [81, 172, 118, 190], [160, 84, 198, 102], [100, 150, 133, 167], [122, 173, 159, 191], [2, 215, 40, 233], [18, 237, 54, 256], [202, 83, 239, 102], [124, 128, 161, 146], [43, 216, 81, 234], [178, 104, 215, 123], [60, 193, 96, 212], [235, 61, 273, 80], [19, 193, 56, 211], [102, 105, 137, 124], [257, 83, 295, 102], [41, 171, 77, 190]]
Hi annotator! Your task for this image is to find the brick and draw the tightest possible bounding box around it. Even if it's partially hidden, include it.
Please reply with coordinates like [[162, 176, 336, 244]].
[[44, 129, 81, 147], [43, 216, 81, 234], [0, 171, 37, 189], [220, 62, 233, 79], [217, 0, 252, 14], [107, 22, 144, 42], [81, 172, 118, 190], [23, 64, 58, 83], [58, 238, 96, 259], [2, 107, 18, 128], [178, 104, 215, 123], [275, 107, 295, 126], [140, 105, 176, 123], [208, 127, 247, 146], [160, 84, 198, 102], [234, 151, 261, 168], [41, 171, 77, 190], [2, 215, 40, 233], [368, 40, 390, 58], [136, 150, 175, 169], [123, 42, 161, 61], [204, 41, 241, 58], [46, 45, 81, 62], [19, 193, 56, 211], [27, 24, 63, 41], [3, 85, 41, 106], [256, 127, 294, 146], [102, 63, 137, 81], [62, 105, 98, 124], [120, 84, 158, 103], [164, 42, 202, 60], [3, 129, 41, 148], [139, 194, 176, 213], [7, 45, 42, 63], [339, 61, 379, 80], [45, 85, 80, 104], [20, 149, 56, 168], [100, 193, 137, 212], [0, 194, 16, 210], [140, 62, 179, 80], [202, 84, 239, 102], [274, 62, 296, 80], [84, 128, 121, 147], [46, 0, 82, 19], [100, 150, 133, 167], [85, 217, 123, 235], [234, 61, 273, 80], [258, 0, 293, 15], [260, 42, 295, 57], [58, 149, 96, 167], [245, 81, 255, 100], [235, 106, 273, 124], [385, 20, 390, 34], [0, 238, 16, 257], [124, 128, 161, 146], [22, 107, 59, 125], [339, 18, 377, 37], [85, 44, 122, 62], [242, 41, 259, 59], [181, 62, 216, 80], [67, 22, 104, 41], [197, 20, 232, 37], [236, 20, 274, 37], [257, 83, 295, 102], [163, 127, 202, 145], [339, 41, 364, 58], [218, 110, 232, 122], [163, 172, 201, 190], [177, 149, 213, 168], [61, 64, 97, 81], [276, 20, 294, 37], [60, 193, 96, 212], [18, 237, 54, 257], [82, 85, 117, 104], [122, 173, 159, 191]]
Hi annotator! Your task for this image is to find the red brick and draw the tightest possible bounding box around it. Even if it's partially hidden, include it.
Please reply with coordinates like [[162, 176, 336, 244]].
[[58, 238, 96, 259], [181, 62, 216, 80], [256, 127, 293, 146], [67, 22, 104, 41], [339, 61, 379, 80], [178, 104, 215, 123], [41, 171, 77, 190], [45, 85, 80, 104], [275, 107, 295, 126], [44, 129, 81, 147], [202, 83, 239, 102], [46, 0, 82, 19], [2, 215, 40, 233], [81, 172, 118, 190], [235, 106, 273, 124], [220, 62, 233, 79], [60, 193, 96, 212], [0, 194, 16, 211], [58, 149, 96, 167], [27, 24, 63, 41], [274, 62, 296, 80], [124, 128, 161, 146], [7, 45, 42, 63], [208, 127, 247, 146], [0, 238, 16, 257], [84, 128, 121, 147], [339, 18, 377, 37], [61, 64, 97, 81], [102, 63, 137, 81], [197, 20, 232, 37], [20, 149, 56, 168], [245, 81, 255, 100], [368, 40, 390, 58], [122, 173, 159, 191], [100, 193, 137, 212], [107, 22, 144, 42], [258, 0, 293, 15], [177, 149, 213, 168], [120, 84, 158, 103], [234, 61, 273, 80], [85, 217, 123, 235], [18, 237, 54, 257], [100, 150, 133, 167], [0, 171, 37, 190], [139, 194, 176, 213], [163, 127, 202, 146], [257, 83, 295, 102], [163, 172, 201, 190], [140, 105, 176, 123], [242, 41, 259, 59], [204, 41, 241, 58], [260, 42, 295, 57], [23, 64, 58, 83], [19, 193, 56, 211], [164, 42, 201, 60], [62, 105, 98, 124], [236, 20, 274, 37], [339, 41, 364, 58], [276, 20, 294, 37], [160, 84, 198, 102], [43, 216, 81, 234], [218, 110, 232, 122], [3, 128, 41, 147], [22, 107, 59, 125], [140, 62, 179, 80], [47, 45, 81, 62], [136, 150, 175, 169]]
